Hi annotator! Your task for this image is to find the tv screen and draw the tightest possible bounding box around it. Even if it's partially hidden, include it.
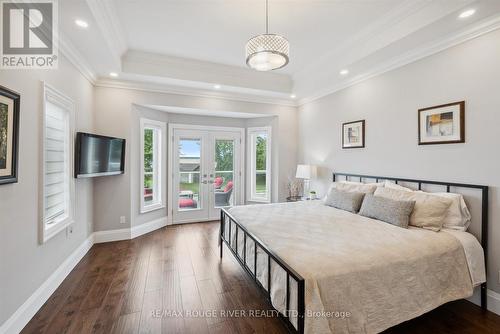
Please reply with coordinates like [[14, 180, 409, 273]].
[[75, 132, 126, 178]]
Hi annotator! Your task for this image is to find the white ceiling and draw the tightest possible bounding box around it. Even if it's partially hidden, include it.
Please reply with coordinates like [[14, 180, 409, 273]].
[[60, 0, 500, 105], [113, 0, 401, 74]]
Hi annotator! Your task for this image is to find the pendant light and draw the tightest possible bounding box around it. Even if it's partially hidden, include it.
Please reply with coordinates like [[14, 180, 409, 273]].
[[245, 0, 289, 71]]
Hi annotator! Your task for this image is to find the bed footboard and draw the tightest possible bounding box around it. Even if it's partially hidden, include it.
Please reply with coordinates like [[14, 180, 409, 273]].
[[220, 209, 305, 334]]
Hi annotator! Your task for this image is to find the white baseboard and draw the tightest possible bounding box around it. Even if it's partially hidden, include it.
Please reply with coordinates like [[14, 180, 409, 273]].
[[0, 217, 168, 334], [0, 235, 94, 334], [486, 289, 500, 315], [93, 228, 131, 243], [131, 217, 167, 239], [467, 287, 500, 316], [93, 216, 168, 243]]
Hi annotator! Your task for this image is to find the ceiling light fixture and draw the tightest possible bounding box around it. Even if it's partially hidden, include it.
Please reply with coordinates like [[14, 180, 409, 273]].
[[214, 84, 221, 89], [340, 69, 349, 76], [109, 72, 118, 77], [245, 0, 289, 71], [459, 9, 475, 18], [290, 94, 296, 99], [75, 19, 89, 28]]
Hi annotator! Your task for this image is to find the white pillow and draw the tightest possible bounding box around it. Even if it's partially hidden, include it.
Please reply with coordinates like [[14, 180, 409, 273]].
[[336, 181, 379, 194], [324, 181, 382, 198], [374, 187, 452, 231], [384, 181, 414, 192], [382, 183, 472, 231], [433, 192, 472, 231]]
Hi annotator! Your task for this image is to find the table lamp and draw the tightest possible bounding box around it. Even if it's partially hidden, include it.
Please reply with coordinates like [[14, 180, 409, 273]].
[[295, 164, 317, 199]]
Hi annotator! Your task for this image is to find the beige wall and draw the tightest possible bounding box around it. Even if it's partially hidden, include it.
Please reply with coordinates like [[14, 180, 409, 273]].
[[0, 56, 94, 324], [297, 29, 500, 294], [93, 86, 298, 231]]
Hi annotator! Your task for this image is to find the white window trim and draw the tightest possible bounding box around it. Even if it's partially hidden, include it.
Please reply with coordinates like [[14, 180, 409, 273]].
[[40, 82, 75, 244], [247, 126, 272, 203], [140, 118, 166, 213]]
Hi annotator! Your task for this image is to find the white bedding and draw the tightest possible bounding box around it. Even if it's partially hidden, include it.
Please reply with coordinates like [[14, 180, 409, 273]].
[[441, 228, 486, 286], [226, 201, 485, 334]]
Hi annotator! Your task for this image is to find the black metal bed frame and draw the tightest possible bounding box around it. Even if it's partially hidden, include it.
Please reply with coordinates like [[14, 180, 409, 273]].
[[220, 172, 489, 334], [220, 208, 305, 333]]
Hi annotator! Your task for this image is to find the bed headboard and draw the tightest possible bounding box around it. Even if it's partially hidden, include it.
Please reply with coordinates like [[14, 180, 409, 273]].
[[333, 172, 489, 308]]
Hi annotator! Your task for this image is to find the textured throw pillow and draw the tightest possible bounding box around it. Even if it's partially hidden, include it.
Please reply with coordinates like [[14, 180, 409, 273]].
[[359, 194, 415, 228], [324, 188, 365, 213], [374, 187, 453, 231], [336, 182, 378, 194]]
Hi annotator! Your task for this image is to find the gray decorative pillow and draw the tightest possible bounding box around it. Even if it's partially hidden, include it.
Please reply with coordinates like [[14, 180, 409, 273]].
[[324, 188, 365, 213], [359, 194, 416, 228]]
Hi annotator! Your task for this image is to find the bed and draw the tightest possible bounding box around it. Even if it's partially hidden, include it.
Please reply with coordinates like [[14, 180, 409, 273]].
[[219, 173, 489, 334]]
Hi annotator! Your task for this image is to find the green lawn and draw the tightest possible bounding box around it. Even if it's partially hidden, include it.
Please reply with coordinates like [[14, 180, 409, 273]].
[[255, 174, 267, 194], [255, 179, 267, 194], [180, 182, 199, 193]]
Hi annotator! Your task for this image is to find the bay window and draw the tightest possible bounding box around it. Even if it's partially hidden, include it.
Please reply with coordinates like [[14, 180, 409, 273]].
[[248, 127, 271, 202], [140, 118, 165, 213]]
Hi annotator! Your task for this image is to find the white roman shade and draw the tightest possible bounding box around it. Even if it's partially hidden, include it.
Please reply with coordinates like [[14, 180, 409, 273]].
[[41, 83, 75, 243], [44, 101, 69, 224]]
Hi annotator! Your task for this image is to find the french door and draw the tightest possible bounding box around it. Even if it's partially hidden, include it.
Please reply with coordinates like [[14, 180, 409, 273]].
[[171, 127, 242, 224]]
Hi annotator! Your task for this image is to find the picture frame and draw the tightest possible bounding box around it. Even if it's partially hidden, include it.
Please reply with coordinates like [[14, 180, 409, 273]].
[[0, 85, 20, 185], [342, 120, 365, 149], [418, 101, 464, 145]]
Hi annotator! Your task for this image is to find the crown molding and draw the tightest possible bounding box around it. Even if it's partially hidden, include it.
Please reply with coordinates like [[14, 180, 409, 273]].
[[85, 0, 127, 66], [123, 50, 292, 93], [58, 32, 97, 84], [95, 78, 298, 107], [298, 13, 500, 106], [294, 0, 473, 82]]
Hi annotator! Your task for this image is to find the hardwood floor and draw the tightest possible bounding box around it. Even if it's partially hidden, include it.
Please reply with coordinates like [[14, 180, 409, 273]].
[[22, 221, 500, 334]]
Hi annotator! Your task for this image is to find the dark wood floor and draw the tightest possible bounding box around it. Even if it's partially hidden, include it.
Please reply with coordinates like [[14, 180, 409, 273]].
[[22, 221, 500, 334]]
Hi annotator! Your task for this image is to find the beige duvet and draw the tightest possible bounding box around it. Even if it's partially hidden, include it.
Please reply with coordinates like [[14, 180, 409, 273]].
[[227, 201, 474, 334]]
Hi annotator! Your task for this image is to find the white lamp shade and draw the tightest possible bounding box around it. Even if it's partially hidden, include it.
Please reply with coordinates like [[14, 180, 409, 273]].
[[295, 164, 317, 179]]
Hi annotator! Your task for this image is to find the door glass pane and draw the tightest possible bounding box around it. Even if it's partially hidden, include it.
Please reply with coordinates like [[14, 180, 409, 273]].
[[214, 139, 234, 207], [178, 138, 201, 210], [255, 134, 267, 197]]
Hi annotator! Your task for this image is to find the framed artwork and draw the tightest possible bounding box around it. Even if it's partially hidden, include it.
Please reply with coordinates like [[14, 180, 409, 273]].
[[342, 120, 365, 149], [418, 101, 464, 145], [0, 85, 20, 185]]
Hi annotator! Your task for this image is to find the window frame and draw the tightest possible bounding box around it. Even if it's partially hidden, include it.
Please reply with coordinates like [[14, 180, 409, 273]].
[[140, 118, 166, 213], [247, 126, 272, 203], [40, 83, 75, 243]]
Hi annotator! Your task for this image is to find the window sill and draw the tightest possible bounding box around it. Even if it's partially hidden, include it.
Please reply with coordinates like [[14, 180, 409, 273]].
[[248, 198, 271, 204], [42, 219, 73, 243], [140, 203, 165, 214]]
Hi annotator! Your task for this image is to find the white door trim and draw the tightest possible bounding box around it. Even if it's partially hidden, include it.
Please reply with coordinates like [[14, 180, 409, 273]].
[[167, 123, 245, 225]]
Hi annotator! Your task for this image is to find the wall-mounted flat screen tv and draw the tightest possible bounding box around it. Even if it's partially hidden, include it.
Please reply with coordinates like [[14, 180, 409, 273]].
[[75, 132, 126, 178]]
